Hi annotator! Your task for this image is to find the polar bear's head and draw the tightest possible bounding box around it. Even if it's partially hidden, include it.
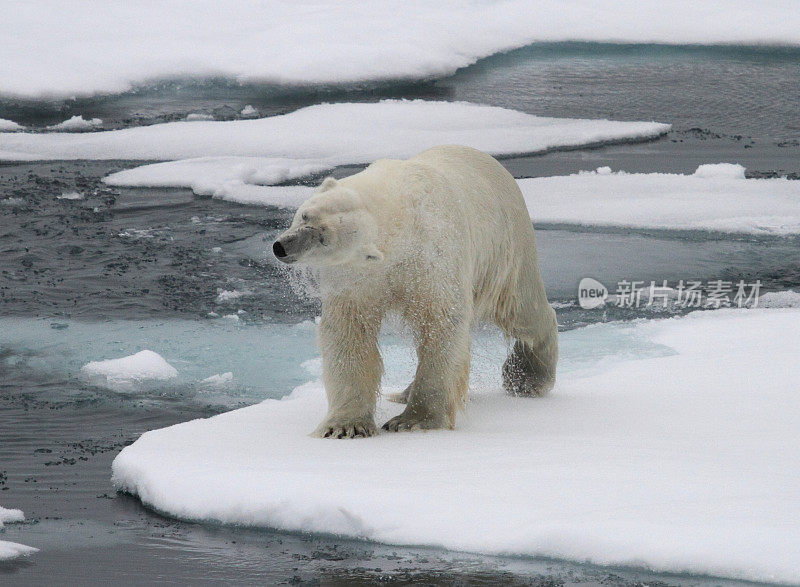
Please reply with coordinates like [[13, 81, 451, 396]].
[[273, 177, 384, 267]]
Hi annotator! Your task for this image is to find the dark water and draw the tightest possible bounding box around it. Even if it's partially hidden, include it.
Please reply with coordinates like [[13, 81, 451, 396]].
[[2, 44, 799, 585]]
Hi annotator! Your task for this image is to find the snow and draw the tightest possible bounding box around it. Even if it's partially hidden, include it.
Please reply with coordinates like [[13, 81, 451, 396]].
[[518, 165, 800, 234], [0, 118, 24, 132], [0, 507, 34, 561], [240, 105, 259, 118], [46, 115, 103, 132], [81, 350, 178, 391], [0, 541, 38, 561], [185, 113, 215, 122], [692, 162, 746, 179], [3, 1, 800, 99], [0, 506, 25, 527], [0, 102, 669, 195], [759, 290, 800, 308], [113, 308, 800, 584]]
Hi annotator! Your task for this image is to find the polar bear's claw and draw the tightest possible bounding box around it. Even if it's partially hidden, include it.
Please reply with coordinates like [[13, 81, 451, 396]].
[[317, 421, 376, 439], [381, 411, 444, 432]]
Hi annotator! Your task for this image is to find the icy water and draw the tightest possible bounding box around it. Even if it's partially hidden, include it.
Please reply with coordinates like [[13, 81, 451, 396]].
[[2, 44, 800, 585]]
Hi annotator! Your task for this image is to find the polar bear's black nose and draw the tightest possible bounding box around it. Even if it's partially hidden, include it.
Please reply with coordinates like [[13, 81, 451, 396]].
[[273, 240, 288, 258]]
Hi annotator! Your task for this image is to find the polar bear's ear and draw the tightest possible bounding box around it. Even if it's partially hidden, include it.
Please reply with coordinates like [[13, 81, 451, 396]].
[[359, 244, 384, 263], [319, 177, 338, 192]]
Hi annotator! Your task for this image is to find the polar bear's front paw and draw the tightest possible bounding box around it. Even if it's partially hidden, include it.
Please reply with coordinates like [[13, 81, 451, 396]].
[[312, 418, 377, 439], [381, 409, 448, 432]]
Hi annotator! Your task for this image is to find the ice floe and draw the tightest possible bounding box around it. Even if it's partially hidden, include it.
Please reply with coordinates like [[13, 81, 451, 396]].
[[81, 350, 178, 391], [3, 1, 800, 99], [0, 507, 35, 561], [0, 541, 38, 562], [240, 105, 259, 118], [199, 372, 235, 389], [0, 101, 668, 175], [518, 165, 800, 234], [113, 308, 800, 583], [46, 115, 103, 132], [759, 290, 800, 308], [0, 506, 25, 527], [0, 118, 24, 132]]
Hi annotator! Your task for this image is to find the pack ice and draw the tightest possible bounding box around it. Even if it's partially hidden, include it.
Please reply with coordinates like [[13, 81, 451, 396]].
[[112, 308, 800, 584], [0, 506, 36, 561], [519, 165, 800, 235], [0, 101, 669, 208], [3, 1, 800, 99]]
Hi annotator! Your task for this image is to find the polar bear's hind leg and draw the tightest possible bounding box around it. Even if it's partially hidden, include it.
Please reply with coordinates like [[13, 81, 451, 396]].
[[502, 335, 557, 397]]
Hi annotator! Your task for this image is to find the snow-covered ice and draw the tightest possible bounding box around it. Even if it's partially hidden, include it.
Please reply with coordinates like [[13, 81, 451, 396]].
[[0, 102, 669, 191], [0, 541, 38, 562], [199, 372, 235, 388], [240, 105, 259, 118], [759, 290, 800, 308], [113, 308, 800, 583], [46, 115, 103, 132], [185, 113, 215, 122], [0, 506, 25, 527], [0, 507, 34, 561], [81, 350, 178, 391], [3, 1, 800, 99], [519, 165, 800, 234], [0, 118, 24, 132]]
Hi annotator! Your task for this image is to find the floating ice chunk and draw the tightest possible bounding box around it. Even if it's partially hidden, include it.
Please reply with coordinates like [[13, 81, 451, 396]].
[[0, 540, 38, 561], [199, 372, 234, 388], [759, 290, 800, 308], [46, 115, 103, 131], [693, 162, 746, 179], [240, 105, 258, 118], [0, 505, 25, 527], [113, 308, 800, 584], [0, 118, 24, 132], [518, 166, 800, 235], [216, 289, 248, 303], [0, 507, 33, 560], [57, 191, 84, 200], [4, 2, 800, 99], [185, 113, 215, 121], [222, 314, 240, 322], [81, 350, 178, 390]]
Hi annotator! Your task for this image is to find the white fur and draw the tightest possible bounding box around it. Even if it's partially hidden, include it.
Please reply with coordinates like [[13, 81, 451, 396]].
[[276, 145, 558, 437]]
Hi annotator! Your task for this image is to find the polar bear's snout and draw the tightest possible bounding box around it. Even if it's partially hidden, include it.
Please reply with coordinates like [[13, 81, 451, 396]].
[[272, 239, 290, 261], [273, 228, 315, 264]]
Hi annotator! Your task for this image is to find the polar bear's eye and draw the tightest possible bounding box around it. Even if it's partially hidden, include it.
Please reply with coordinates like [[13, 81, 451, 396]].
[[301, 213, 309, 222]]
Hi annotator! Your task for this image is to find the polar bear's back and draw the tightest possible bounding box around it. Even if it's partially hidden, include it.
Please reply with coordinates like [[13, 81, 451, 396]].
[[410, 145, 529, 229], [408, 145, 535, 250]]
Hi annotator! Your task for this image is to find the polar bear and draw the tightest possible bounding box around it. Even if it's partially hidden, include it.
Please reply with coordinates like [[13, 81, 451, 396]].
[[273, 145, 557, 438]]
